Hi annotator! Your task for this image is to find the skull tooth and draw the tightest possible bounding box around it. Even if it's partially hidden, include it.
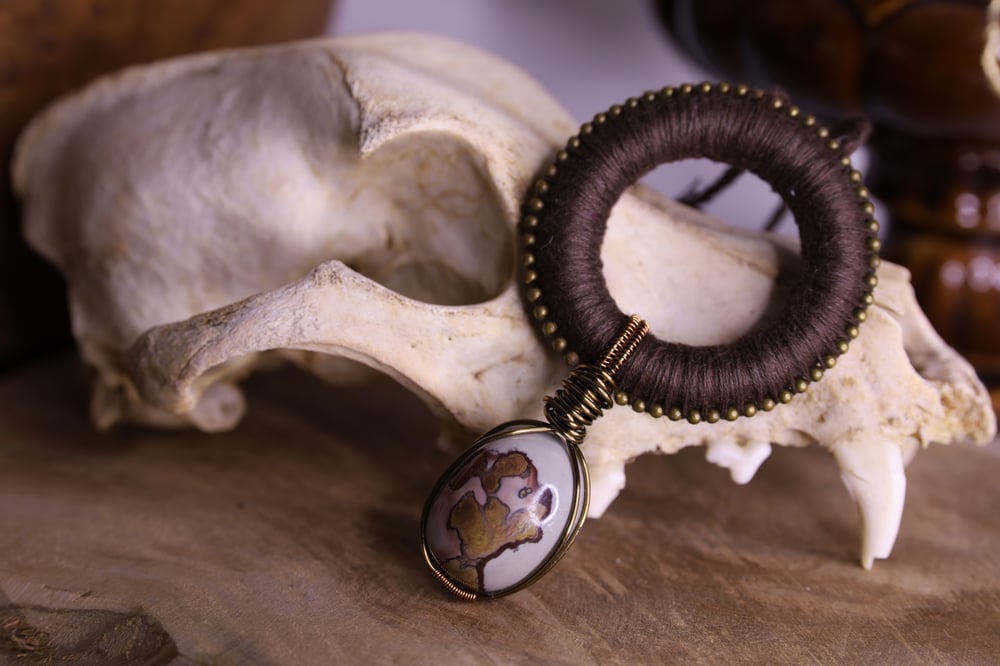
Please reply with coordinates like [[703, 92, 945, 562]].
[[704, 439, 772, 485], [830, 436, 907, 570]]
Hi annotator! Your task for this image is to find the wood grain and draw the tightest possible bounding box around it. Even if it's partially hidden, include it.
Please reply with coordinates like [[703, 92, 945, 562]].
[[0, 357, 997, 664]]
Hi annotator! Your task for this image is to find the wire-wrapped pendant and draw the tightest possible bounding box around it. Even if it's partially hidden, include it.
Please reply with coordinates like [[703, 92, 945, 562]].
[[421, 316, 648, 599]]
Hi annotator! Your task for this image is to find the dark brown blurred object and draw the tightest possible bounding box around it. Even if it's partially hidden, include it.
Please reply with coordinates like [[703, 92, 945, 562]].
[[656, 0, 1000, 406], [0, 0, 332, 372]]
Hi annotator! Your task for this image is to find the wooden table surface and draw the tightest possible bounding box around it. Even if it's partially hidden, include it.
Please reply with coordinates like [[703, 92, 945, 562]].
[[0, 357, 997, 664]]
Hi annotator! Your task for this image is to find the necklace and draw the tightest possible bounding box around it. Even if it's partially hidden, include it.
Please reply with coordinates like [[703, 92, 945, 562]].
[[421, 82, 879, 600]]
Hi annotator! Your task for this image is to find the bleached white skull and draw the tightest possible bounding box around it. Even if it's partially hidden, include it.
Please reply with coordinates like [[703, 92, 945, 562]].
[[12, 33, 995, 570]]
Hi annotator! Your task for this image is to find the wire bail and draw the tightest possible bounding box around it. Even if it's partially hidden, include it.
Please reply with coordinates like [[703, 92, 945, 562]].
[[544, 315, 649, 445]]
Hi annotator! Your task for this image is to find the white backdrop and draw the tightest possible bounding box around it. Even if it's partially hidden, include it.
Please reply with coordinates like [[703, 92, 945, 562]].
[[328, 0, 800, 231]]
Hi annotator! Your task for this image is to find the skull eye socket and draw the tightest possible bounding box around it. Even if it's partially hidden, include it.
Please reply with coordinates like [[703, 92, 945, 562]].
[[518, 487, 532, 499], [353, 134, 513, 306]]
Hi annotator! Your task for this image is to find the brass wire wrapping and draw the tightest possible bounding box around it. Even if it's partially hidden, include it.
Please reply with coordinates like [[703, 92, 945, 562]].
[[429, 568, 478, 602], [544, 315, 649, 445]]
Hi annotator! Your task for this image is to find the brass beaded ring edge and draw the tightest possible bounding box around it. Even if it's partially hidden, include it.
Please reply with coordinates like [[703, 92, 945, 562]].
[[519, 82, 880, 424]]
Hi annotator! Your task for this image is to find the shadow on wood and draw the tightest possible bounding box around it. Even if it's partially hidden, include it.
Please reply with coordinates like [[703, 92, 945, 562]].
[[0, 357, 997, 664]]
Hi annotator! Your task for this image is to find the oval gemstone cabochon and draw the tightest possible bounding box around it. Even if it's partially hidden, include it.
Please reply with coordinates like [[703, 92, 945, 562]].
[[423, 424, 586, 597]]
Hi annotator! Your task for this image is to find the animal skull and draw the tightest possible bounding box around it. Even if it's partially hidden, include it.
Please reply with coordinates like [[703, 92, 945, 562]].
[[13, 33, 996, 569]]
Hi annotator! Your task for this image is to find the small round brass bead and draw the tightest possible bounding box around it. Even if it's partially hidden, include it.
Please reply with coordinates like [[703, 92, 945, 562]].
[[706, 409, 721, 424], [528, 198, 544, 211], [847, 325, 860, 339], [787, 105, 800, 117], [857, 186, 870, 199], [849, 170, 862, 183], [736, 84, 749, 96], [794, 378, 809, 393], [862, 292, 874, 306], [626, 97, 639, 108], [565, 352, 580, 366], [743, 403, 758, 418], [552, 337, 567, 352], [615, 391, 629, 406], [779, 390, 794, 404], [867, 219, 880, 233], [772, 98, 784, 110], [526, 287, 542, 302], [866, 274, 878, 288], [823, 355, 837, 369], [632, 399, 646, 413], [568, 137, 581, 149], [752, 89, 765, 99], [667, 407, 683, 421], [687, 410, 702, 425], [644, 91, 657, 102], [804, 115, 817, 126], [610, 104, 623, 116], [533, 305, 548, 320], [580, 122, 594, 135], [810, 367, 824, 382], [557, 150, 569, 161], [869, 256, 881, 270], [725, 407, 740, 421], [523, 253, 535, 267], [524, 270, 538, 284], [827, 139, 841, 150], [855, 309, 868, 322], [862, 202, 875, 214], [522, 214, 538, 228], [817, 127, 830, 138], [546, 165, 558, 177], [840, 157, 851, 167], [837, 340, 850, 354], [522, 233, 536, 246], [681, 83, 694, 94], [535, 180, 549, 194], [761, 398, 777, 412], [662, 86, 675, 96], [719, 82, 731, 93], [541, 320, 557, 335], [649, 403, 664, 418], [700, 82, 712, 93], [868, 237, 882, 252], [594, 112, 608, 124]]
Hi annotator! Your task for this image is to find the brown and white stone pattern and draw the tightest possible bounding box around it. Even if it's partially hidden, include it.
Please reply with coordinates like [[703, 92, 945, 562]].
[[422, 424, 588, 597]]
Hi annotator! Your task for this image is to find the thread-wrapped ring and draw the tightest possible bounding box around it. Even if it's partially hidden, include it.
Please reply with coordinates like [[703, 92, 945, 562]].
[[520, 83, 879, 423]]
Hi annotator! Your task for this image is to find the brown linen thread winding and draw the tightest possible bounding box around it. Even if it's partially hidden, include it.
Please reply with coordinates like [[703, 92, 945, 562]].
[[520, 83, 880, 424]]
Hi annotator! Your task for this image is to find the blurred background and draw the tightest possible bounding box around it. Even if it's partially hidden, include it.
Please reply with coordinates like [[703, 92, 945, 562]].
[[330, 0, 794, 230]]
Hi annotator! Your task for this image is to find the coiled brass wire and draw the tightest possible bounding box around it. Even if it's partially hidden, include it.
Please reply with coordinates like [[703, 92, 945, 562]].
[[544, 316, 649, 445], [544, 365, 616, 446], [597, 315, 649, 376], [429, 568, 477, 602]]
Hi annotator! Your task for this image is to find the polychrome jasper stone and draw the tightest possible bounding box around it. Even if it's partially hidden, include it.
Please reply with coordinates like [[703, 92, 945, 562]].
[[421, 421, 588, 599]]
